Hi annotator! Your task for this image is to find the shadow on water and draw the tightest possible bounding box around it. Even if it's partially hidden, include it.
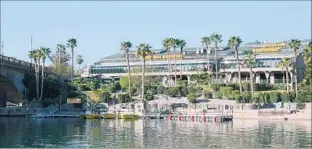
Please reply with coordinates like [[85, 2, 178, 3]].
[[0, 117, 311, 148]]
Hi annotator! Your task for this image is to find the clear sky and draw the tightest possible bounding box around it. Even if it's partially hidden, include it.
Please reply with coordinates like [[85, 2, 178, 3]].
[[1, 1, 311, 68]]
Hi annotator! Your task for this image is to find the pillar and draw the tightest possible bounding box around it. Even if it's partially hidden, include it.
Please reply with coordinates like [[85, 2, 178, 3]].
[[265, 71, 270, 84], [233, 72, 239, 83], [270, 72, 275, 84], [255, 73, 260, 84]]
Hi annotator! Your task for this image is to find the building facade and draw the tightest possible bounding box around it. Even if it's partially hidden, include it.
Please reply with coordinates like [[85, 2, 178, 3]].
[[83, 39, 311, 85]]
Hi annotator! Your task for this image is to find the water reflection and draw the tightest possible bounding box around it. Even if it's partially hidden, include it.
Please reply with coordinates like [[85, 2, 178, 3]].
[[0, 118, 310, 148]]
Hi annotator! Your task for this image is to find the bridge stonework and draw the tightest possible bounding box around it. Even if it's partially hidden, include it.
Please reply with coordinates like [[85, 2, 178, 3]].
[[0, 55, 35, 107]]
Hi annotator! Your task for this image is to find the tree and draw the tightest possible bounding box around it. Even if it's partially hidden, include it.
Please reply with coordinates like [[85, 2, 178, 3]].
[[243, 51, 257, 102], [67, 38, 77, 81], [201, 37, 212, 72], [172, 38, 179, 86], [162, 38, 174, 84], [39, 47, 51, 101], [29, 49, 41, 101], [175, 39, 186, 78], [211, 33, 223, 81], [56, 44, 66, 73], [228, 36, 243, 95], [136, 43, 152, 101], [287, 39, 301, 100], [120, 41, 133, 99], [278, 58, 292, 94], [76, 54, 84, 75], [50, 45, 71, 77], [303, 42, 312, 88]]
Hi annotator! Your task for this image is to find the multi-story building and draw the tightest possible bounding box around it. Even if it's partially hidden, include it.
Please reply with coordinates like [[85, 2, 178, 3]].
[[83, 39, 311, 84]]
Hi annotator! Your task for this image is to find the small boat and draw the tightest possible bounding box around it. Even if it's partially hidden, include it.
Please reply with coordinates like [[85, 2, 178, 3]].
[[119, 113, 140, 120], [101, 113, 116, 119]]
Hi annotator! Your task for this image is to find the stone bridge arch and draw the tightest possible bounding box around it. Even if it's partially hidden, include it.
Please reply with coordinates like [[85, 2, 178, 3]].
[[0, 74, 21, 107]]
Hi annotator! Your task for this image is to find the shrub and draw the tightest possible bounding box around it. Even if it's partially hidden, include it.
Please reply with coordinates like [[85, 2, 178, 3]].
[[180, 87, 189, 97], [78, 84, 90, 91], [242, 91, 252, 103], [117, 93, 130, 103], [144, 94, 154, 101], [165, 87, 180, 97], [187, 93, 197, 103], [114, 82, 121, 91], [233, 95, 242, 103], [188, 86, 201, 95], [157, 86, 166, 94], [268, 92, 281, 103], [216, 92, 223, 99], [107, 85, 117, 93], [203, 91, 213, 99], [147, 86, 158, 95], [219, 87, 233, 99], [177, 80, 187, 87]]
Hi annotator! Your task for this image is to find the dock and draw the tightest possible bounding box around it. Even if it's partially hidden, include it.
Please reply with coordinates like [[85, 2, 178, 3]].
[[142, 114, 233, 122]]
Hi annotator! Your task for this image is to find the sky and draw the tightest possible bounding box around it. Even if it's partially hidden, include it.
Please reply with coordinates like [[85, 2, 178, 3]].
[[1, 1, 311, 68]]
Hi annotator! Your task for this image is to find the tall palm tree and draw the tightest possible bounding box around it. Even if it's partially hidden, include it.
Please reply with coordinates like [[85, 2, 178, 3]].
[[76, 54, 84, 75], [176, 39, 186, 78], [120, 41, 133, 99], [32, 49, 41, 101], [303, 42, 312, 87], [162, 38, 174, 85], [39, 47, 51, 101], [243, 51, 257, 102], [278, 58, 292, 93], [228, 36, 243, 95], [56, 44, 66, 73], [67, 38, 77, 81], [287, 39, 301, 100], [136, 43, 152, 101], [201, 37, 212, 73], [211, 33, 223, 81], [28, 50, 36, 68], [172, 38, 179, 86]]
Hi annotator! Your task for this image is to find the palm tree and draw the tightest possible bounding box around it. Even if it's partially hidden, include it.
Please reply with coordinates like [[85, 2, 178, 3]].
[[172, 38, 179, 86], [31, 49, 41, 101], [39, 47, 51, 101], [136, 43, 152, 101], [278, 58, 292, 93], [76, 54, 84, 75], [162, 38, 174, 85], [243, 51, 257, 102], [201, 37, 212, 73], [303, 42, 312, 88], [56, 44, 66, 73], [211, 33, 223, 81], [120, 41, 133, 99], [287, 39, 301, 100], [67, 38, 77, 81], [228, 36, 243, 95], [176, 39, 186, 78], [28, 50, 36, 68]]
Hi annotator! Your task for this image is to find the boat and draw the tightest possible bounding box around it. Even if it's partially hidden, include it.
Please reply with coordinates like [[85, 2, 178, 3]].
[[118, 113, 140, 120], [101, 113, 117, 119]]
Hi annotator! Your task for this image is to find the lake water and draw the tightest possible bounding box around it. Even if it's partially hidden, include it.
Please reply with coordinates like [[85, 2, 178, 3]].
[[0, 118, 311, 148]]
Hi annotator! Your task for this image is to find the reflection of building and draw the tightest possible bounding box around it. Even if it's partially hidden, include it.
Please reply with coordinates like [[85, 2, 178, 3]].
[[83, 39, 311, 84]]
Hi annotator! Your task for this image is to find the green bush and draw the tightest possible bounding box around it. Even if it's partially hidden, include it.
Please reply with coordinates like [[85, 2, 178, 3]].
[[78, 84, 90, 91], [165, 87, 180, 97], [144, 94, 154, 101], [157, 86, 166, 94], [117, 93, 130, 103], [180, 87, 189, 97], [188, 86, 201, 95], [87, 81, 100, 91], [216, 92, 223, 99], [187, 93, 197, 103], [242, 91, 252, 103], [203, 91, 213, 99], [233, 95, 242, 103], [268, 92, 281, 103], [177, 80, 187, 87], [147, 86, 158, 95], [114, 82, 121, 90], [219, 87, 233, 99], [107, 85, 117, 93]]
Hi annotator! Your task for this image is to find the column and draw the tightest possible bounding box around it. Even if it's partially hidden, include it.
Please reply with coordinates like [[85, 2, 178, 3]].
[[255, 73, 260, 84], [265, 71, 270, 84], [187, 75, 190, 84], [270, 72, 275, 84]]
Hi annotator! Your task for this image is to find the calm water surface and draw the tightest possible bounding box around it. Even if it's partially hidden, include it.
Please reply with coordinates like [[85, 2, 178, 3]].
[[0, 118, 311, 148]]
